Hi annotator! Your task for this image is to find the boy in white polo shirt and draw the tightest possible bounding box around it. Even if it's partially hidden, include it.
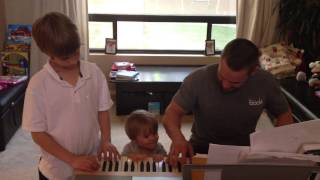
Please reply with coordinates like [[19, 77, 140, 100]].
[[22, 12, 119, 180]]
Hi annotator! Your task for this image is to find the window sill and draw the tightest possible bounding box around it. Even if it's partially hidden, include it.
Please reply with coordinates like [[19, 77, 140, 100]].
[[89, 53, 220, 66]]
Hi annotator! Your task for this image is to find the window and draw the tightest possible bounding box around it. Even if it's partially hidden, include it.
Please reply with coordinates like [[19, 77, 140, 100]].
[[88, 0, 236, 54]]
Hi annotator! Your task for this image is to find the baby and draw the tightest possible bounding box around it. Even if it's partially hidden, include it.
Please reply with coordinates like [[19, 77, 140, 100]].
[[122, 109, 167, 161]]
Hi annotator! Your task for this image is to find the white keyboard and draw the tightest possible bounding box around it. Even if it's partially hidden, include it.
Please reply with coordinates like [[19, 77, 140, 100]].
[[76, 156, 183, 178], [100, 156, 182, 173]]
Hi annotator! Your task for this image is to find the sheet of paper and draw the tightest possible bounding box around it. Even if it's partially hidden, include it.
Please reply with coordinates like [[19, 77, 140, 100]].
[[240, 151, 320, 164], [250, 119, 320, 153], [204, 144, 250, 180]]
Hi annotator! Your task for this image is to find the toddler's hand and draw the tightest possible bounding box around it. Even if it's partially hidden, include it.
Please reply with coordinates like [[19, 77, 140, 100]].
[[152, 154, 165, 162], [128, 154, 148, 161]]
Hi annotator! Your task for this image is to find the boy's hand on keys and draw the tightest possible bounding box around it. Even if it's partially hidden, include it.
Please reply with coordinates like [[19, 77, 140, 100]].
[[72, 155, 100, 172], [98, 141, 120, 161]]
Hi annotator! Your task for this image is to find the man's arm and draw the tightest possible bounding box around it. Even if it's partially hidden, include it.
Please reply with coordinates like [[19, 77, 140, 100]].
[[97, 111, 120, 160], [31, 132, 99, 172], [163, 101, 193, 166], [163, 101, 186, 141], [274, 108, 294, 126]]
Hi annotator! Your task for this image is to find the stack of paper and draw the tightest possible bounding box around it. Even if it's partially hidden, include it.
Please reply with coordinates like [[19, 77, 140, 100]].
[[115, 70, 139, 81], [204, 119, 320, 180], [250, 119, 320, 153]]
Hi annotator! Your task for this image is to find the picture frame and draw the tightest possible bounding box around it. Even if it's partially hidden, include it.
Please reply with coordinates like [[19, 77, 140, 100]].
[[105, 38, 117, 54], [205, 40, 215, 56]]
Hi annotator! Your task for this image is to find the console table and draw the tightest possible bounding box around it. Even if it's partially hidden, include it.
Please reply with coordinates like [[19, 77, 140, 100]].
[[112, 65, 199, 115], [112, 66, 320, 120]]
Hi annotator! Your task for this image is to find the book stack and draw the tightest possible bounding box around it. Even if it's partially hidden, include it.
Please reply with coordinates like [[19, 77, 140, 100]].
[[111, 61, 136, 71], [115, 70, 139, 81], [109, 61, 138, 81]]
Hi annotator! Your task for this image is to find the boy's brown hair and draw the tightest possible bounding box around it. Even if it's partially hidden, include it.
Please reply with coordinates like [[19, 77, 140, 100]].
[[125, 110, 158, 140], [32, 12, 80, 58]]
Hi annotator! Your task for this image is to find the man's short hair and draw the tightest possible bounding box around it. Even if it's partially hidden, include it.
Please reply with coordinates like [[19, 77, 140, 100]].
[[221, 38, 261, 71], [125, 110, 158, 140], [32, 12, 80, 58]]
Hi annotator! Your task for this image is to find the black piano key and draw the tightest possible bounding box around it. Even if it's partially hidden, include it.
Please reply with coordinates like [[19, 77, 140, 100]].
[[152, 161, 156, 172], [177, 161, 182, 172], [108, 160, 113, 171], [140, 161, 144, 172], [162, 162, 166, 172], [102, 161, 107, 171], [130, 161, 135, 171], [124, 161, 129, 172], [168, 164, 173, 172], [115, 161, 119, 171], [146, 161, 151, 172]]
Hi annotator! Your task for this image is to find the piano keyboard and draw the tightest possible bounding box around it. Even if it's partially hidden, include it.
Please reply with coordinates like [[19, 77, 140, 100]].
[[101, 156, 182, 173], [76, 156, 183, 177]]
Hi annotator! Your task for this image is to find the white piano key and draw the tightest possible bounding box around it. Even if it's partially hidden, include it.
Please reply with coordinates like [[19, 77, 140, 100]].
[[121, 156, 128, 172], [134, 161, 139, 172], [99, 160, 103, 171]]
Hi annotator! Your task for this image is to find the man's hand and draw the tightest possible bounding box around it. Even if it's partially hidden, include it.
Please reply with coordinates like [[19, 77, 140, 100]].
[[163, 101, 193, 166], [98, 141, 120, 161], [71, 155, 100, 172], [168, 139, 193, 167]]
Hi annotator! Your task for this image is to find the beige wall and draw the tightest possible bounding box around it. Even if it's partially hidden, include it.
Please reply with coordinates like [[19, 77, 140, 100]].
[[1, 0, 34, 49], [0, 0, 5, 50], [5, 0, 34, 24]]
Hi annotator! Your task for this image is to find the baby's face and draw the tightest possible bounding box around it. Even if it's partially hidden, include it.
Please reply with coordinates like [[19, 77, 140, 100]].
[[136, 132, 159, 151]]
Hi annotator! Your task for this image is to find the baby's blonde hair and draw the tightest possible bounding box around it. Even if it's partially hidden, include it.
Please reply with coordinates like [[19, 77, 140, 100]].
[[125, 110, 158, 140]]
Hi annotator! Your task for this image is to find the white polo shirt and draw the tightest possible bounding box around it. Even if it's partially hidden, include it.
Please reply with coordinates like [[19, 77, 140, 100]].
[[22, 60, 113, 180]]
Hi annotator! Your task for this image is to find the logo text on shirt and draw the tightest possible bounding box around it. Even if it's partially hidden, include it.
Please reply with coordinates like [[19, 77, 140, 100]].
[[248, 98, 263, 106]]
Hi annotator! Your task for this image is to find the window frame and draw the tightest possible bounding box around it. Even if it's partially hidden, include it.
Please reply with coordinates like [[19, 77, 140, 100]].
[[88, 14, 236, 54]]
